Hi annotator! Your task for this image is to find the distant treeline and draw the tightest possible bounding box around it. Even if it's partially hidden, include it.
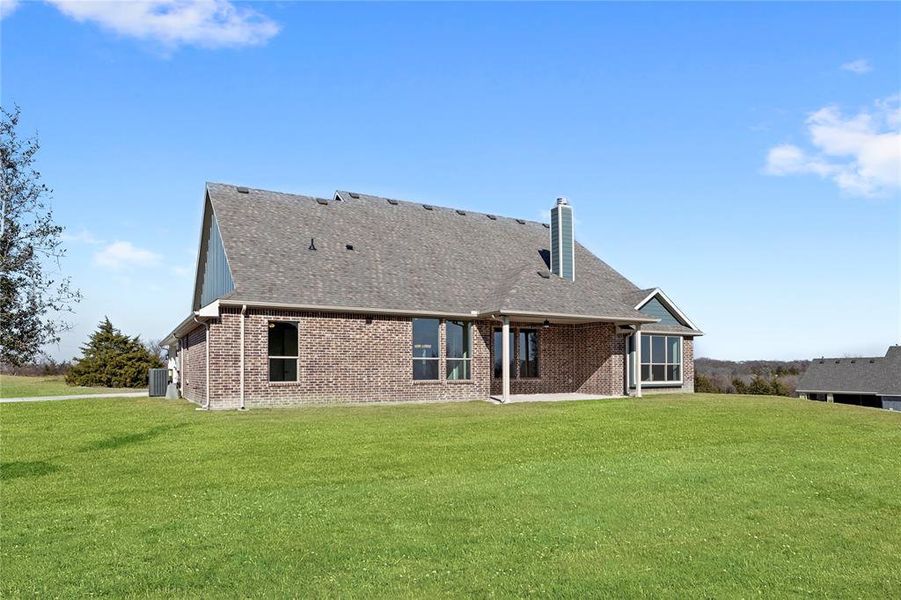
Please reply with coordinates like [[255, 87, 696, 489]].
[[694, 358, 811, 397]]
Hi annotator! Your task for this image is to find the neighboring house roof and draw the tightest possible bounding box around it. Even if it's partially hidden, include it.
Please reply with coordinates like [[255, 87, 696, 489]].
[[797, 346, 901, 396], [192, 182, 702, 327]]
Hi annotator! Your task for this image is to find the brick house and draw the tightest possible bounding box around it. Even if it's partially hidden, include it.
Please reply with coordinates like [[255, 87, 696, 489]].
[[162, 183, 702, 409]]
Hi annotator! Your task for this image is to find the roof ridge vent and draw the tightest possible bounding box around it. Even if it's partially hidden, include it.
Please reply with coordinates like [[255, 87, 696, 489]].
[[487, 214, 497, 220], [316, 198, 328, 206], [515, 219, 526, 225], [348, 192, 360, 199], [456, 209, 466, 216], [387, 199, 399, 205], [423, 204, 433, 210], [236, 186, 249, 194]]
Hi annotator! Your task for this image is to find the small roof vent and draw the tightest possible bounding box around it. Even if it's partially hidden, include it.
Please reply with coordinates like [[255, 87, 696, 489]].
[[316, 198, 328, 206], [236, 186, 250, 194], [346, 244, 354, 251], [515, 219, 526, 225], [537, 270, 550, 279], [348, 192, 360, 199], [834, 360, 840, 364], [387, 199, 398, 205], [542, 223, 550, 229], [456, 210, 466, 216], [851, 359, 856, 363], [423, 204, 433, 210], [486, 214, 497, 220]]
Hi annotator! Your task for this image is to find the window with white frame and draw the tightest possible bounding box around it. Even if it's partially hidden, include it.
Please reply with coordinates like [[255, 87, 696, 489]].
[[412, 318, 440, 380], [640, 334, 682, 383], [446, 320, 472, 380], [268, 322, 298, 382]]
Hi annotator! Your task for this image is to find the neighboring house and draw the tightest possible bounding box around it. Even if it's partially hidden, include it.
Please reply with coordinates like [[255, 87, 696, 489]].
[[162, 183, 702, 409], [796, 346, 901, 410]]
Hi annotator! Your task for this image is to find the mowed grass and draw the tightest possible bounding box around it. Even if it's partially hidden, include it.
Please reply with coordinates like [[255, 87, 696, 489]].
[[2, 395, 900, 598], [0, 374, 137, 398]]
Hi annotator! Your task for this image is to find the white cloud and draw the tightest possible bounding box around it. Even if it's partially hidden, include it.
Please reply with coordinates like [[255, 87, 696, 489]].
[[840, 59, 872, 74], [764, 95, 901, 197], [0, 0, 20, 20], [171, 265, 193, 278], [46, 0, 280, 49], [94, 241, 162, 269], [62, 228, 104, 245]]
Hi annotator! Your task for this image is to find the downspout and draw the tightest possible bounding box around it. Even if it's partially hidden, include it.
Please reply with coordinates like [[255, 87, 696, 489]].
[[239, 304, 247, 410]]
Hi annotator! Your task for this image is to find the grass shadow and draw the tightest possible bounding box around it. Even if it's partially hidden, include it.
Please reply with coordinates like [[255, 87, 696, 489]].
[[82, 423, 189, 452], [0, 460, 60, 481]]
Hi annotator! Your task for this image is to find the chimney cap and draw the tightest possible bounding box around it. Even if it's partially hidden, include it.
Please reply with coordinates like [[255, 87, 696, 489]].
[[556, 197, 569, 206]]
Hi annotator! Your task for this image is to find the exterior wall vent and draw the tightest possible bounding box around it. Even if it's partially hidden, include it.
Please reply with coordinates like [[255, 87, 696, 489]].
[[550, 197, 574, 281]]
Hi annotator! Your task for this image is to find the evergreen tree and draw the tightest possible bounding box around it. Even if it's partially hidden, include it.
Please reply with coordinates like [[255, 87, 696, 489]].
[[66, 318, 163, 388]]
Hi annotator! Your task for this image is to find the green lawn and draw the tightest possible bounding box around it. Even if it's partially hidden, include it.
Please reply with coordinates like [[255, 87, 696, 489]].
[[2, 395, 900, 597], [0, 374, 138, 398]]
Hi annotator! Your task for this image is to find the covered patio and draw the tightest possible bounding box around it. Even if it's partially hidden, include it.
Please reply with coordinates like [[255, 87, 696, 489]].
[[484, 310, 653, 404]]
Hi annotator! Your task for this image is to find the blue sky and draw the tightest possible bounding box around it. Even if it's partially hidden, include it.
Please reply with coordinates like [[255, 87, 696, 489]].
[[2, 1, 899, 361]]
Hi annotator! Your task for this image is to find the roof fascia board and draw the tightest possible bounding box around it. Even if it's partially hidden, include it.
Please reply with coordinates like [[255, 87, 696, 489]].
[[219, 299, 477, 319], [634, 287, 700, 331], [490, 308, 660, 324]]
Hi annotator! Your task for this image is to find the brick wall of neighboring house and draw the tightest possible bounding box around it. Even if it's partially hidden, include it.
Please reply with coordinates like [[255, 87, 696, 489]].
[[488, 322, 625, 397], [180, 324, 207, 405], [642, 337, 695, 395]]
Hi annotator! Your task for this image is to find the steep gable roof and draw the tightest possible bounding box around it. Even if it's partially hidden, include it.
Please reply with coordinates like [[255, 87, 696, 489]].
[[202, 182, 683, 323]]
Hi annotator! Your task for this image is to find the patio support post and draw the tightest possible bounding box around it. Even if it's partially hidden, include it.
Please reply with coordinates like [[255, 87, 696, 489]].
[[634, 331, 642, 398], [502, 316, 511, 403]]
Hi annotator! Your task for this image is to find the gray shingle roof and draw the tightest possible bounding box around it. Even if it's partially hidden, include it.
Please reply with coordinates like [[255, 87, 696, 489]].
[[797, 346, 901, 396], [206, 183, 669, 322]]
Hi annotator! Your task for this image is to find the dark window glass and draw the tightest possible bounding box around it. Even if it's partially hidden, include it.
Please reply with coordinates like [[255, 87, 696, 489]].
[[638, 334, 682, 384], [268, 322, 298, 382], [652, 335, 666, 363], [519, 329, 539, 378], [667, 336, 681, 365], [269, 358, 297, 382], [447, 360, 471, 380], [413, 359, 439, 380], [412, 318, 439, 358], [493, 329, 515, 378], [268, 322, 298, 357], [412, 319, 440, 380], [446, 321, 471, 380]]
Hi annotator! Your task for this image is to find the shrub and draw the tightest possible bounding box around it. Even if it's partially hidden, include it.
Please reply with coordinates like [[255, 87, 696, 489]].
[[65, 318, 163, 388], [695, 373, 723, 393]]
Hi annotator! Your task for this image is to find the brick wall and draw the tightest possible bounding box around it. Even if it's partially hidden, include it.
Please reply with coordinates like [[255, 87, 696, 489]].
[[202, 308, 494, 409], [488, 321, 625, 397], [180, 324, 207, 405], [175, 309, 693, 409]]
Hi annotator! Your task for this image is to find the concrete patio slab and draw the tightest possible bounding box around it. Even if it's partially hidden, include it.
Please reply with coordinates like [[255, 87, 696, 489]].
[[488, 393, 621, 404]]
